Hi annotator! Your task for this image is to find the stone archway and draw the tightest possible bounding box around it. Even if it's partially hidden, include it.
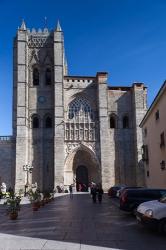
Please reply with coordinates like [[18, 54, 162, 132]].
[[64, 144, 100, 190]]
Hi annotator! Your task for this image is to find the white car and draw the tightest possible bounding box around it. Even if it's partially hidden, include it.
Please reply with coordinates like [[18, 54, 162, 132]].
[[136, 195, 166, 233]]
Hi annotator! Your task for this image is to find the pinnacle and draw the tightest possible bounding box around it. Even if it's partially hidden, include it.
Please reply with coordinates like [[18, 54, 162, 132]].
[[20, 19, 27, 31], [56, 20, 62, 32]]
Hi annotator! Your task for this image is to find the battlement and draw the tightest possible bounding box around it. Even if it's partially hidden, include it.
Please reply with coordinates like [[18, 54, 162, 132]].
[[27, 28, 50, 34], [0, 136, 14, 142], [64, 76, 95, 84]]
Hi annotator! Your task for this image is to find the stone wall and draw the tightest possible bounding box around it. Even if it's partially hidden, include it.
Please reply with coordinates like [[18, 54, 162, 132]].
[[0, 137, 15, 188], [0, 23, 148, 192], [107, 88, 136, 185], [132, 83, 147, 186]]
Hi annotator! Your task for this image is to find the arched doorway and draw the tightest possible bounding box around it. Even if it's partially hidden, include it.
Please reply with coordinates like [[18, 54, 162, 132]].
[[76, 165, 88, 192], [64, 144, 100, 190]]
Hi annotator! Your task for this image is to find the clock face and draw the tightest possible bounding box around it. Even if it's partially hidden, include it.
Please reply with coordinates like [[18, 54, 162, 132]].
[[38, 96, 46, 104]]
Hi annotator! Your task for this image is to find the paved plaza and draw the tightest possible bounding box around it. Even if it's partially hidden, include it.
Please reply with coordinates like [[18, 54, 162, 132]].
[[0, 193, 165, 250]]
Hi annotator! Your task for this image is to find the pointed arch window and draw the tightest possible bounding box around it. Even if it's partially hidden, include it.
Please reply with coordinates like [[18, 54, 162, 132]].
[[45, 68, 52, 85], [110, 116, 116, 129], [45, 116, 52, 128], [32, 116, 39, 128], [123, 116, 129, 128], [33, 68, 39, 86], [68, 97, 94, 122], [65, 97, 95, 141]]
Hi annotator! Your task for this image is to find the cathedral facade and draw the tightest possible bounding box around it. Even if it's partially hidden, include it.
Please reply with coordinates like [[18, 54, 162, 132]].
[[0, 21, 147, 192]]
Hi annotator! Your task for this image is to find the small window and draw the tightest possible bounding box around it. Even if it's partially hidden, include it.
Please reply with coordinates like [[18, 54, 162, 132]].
[[155, 110, 159, 120], [33, 68, 39, 86], [144, 128, 147, 137], [123, 116, 129, 128], [142, 145, 149, 163], [32, 116, 39, 128], [160, 132, 165, 148], [110, 116, 116, 129], [45, 116, 52, 128], [45, 68, 52, 85], [146, 170, 149, 177]]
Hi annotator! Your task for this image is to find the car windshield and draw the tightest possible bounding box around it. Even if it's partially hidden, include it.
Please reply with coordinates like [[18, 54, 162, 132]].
[[159, 195, 166, 203]]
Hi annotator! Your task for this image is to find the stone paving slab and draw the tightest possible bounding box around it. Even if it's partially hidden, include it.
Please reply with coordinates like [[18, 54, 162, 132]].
[[0, 194, 165, 250]]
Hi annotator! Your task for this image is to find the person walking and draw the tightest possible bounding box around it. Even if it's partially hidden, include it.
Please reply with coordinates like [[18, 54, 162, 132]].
[[69, 184, 73, 199], [97, 184, 104, 204], [91, 184, 97, 203]]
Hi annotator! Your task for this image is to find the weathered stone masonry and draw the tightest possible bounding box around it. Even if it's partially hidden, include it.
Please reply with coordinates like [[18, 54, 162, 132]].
[[0, 21, 147, 192]]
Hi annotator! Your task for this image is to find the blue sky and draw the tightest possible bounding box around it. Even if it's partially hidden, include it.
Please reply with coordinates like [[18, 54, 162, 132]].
[[0, 0, 166, 135]]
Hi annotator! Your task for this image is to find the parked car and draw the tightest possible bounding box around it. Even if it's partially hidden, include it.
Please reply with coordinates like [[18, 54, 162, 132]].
[[120, 188, 166, 214], [136, 195, 166, 234], [108, 185, 125, 198], [117, 186, 142, 198]]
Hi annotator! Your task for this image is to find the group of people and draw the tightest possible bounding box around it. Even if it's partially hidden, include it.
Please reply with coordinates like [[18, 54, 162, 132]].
[[68, 182, 104, 203], [90, 183, 104, 204], [76, 182, 87, 192]]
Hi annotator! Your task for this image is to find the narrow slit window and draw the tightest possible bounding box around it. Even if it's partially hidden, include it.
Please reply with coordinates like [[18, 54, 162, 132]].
[[32, 116, 39, 128], [45, 117, 52, 128], [45, 68, 52, 85], [123, 116, 129, 128], [110, 116, 115, 128], [33, 68, 39, 86]]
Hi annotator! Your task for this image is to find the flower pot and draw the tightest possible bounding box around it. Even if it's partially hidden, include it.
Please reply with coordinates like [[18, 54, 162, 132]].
[[32, 202, 38, 211], [40, 200, 45, 206], [9, 212, 18, 220], [45, 198, 49, 203]]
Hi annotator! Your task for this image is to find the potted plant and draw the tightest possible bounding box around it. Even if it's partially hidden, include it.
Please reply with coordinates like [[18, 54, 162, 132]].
[[43, 191, 51, 203], [28, 189, 41, 211], [4, 195, 21, 220]]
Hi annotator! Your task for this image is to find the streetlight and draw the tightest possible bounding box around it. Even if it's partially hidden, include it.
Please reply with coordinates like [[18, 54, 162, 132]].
[[23, 164, 33, 196]]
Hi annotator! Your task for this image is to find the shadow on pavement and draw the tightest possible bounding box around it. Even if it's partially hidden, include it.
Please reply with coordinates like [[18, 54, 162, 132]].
[[0, 194, 165, 250]]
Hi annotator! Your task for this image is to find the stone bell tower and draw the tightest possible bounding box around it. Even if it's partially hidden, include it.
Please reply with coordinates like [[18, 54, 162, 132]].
[[53, 21, 65, 188], [13, 21, 29, 192], [13, 20, 66, 192]]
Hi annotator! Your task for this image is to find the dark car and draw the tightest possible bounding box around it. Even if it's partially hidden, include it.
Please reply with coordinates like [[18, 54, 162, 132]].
[[120, 188, 166, 214], [108, 185, 125, 198], [117, 186, 142, 198]]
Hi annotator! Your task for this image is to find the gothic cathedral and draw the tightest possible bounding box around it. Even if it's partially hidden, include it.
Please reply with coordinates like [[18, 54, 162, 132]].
[[0, 21, 147, 192]]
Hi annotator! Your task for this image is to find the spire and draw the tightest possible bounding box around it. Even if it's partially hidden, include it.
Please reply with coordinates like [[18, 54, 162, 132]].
[[20, 19, 27, 31], [44, 17, 48, 28], [56, 20, 62, 32]]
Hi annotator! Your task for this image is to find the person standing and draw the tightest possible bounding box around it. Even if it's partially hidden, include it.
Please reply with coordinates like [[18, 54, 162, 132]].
[[97, 184, 104, 204], [69, 184, 73, 199], [91, 184, 97, 203]]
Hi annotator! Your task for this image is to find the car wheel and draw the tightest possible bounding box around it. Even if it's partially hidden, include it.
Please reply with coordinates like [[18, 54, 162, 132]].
[[158, 219, 166, 234], [132, 207, 137, 216]]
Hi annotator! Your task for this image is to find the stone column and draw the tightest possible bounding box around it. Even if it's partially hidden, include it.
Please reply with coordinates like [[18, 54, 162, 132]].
[[53, 26, 65, 189], [14, 26, 29, 192], [132, 83, 147, 186], [97, 72, 114, 191]]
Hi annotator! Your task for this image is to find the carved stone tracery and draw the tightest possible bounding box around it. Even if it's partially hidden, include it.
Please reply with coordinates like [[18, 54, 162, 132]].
[[28, 36, 53, 48], [65, 142, 96, 155], [65, 97, 96, 142]]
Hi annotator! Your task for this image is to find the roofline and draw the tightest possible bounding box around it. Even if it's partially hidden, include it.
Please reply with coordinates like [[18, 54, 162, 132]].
[[64, 75, 95, 80], [108, 85, 147, 91], [140, 81, 166, 127], [108, 86, 131, 91]]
